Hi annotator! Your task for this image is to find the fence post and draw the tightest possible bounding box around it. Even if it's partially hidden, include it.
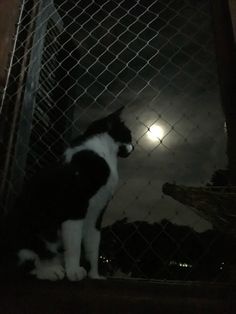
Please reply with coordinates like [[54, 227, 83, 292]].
[[211, 0, 236, 185], [4, 0, 60, 211]]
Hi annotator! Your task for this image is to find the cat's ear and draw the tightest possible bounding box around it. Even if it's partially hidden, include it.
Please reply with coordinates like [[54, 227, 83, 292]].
[[106, 106, 125, 130], [109, 106, 125, 119], [114, 106, 125, 116]]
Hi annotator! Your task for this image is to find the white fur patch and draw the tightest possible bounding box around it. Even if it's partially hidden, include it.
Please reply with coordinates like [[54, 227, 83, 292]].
[[84, 135, 119, 223], [31, 257, 65, 281]]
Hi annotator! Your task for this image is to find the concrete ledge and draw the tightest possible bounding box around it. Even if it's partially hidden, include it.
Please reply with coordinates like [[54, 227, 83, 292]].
[[0, 277, 235, 314]]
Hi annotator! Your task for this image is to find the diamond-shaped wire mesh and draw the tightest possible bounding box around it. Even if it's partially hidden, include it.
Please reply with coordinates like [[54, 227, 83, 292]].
[[1, 0, 236, 282]]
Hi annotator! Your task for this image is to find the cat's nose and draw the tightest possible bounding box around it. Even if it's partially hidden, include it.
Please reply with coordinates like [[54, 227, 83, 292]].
[[126, 144, 134, 154]]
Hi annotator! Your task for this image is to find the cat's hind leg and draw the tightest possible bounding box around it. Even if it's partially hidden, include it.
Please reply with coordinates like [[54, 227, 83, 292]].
[[30, 255, 65, 281], [18, 240, 65, 281]]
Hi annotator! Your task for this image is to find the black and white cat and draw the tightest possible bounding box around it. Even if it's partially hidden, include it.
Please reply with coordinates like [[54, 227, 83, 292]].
[[4, 107, 133, 281]]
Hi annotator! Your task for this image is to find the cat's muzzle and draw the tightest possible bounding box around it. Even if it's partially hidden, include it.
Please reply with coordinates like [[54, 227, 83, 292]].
[[118, 144, 134, 158]]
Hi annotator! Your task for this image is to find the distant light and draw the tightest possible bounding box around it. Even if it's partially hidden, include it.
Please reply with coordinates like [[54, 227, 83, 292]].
[[147, 125, 164, 141], [180, 262, 192, 268], [169, 260, 192, 268]]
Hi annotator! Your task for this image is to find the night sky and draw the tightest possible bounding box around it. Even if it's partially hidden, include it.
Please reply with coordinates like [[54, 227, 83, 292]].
[[55, 0, 226, 232]]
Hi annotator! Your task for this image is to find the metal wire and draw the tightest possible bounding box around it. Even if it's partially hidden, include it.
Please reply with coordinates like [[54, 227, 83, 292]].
[[1, 0, 235, 282]]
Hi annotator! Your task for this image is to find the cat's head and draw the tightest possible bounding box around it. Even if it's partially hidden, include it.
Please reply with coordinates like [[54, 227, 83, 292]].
[[85, 106, 133, 158]]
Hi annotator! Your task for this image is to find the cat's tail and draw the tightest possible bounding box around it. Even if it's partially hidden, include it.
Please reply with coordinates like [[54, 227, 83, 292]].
[[18, 249, 38, 264]]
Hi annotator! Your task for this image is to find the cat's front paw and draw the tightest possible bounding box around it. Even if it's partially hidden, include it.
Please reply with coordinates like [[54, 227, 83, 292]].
[[66, 266, 87, 281], [88, 271, 106, 280]]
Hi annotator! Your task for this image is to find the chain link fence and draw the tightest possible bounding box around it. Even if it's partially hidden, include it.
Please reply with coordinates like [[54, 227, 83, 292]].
[[1, 0, 236, 282]]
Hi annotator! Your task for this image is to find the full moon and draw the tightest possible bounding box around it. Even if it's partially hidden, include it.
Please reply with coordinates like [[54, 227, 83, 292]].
[[147, 125, 164, 141]]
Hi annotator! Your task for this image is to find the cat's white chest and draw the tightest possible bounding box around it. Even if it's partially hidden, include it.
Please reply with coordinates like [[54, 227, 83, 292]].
[[65, 133, 120, 225], [84, 134, 119, 223], [87, 168, 118, 219]]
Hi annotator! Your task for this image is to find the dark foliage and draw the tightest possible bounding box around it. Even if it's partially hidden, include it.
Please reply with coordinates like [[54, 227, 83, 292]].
[[100, 219, 236, 281]]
